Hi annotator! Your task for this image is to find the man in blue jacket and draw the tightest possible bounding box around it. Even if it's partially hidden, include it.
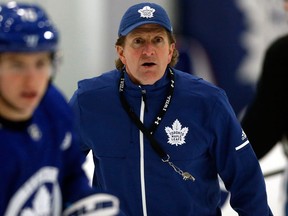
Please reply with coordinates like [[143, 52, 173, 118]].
[[70, 2, 273, 215], [0, 2, 119, 215]]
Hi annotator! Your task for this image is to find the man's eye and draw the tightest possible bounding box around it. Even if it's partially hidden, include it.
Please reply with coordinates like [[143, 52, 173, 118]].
[[134, 38, 143, 44], [11, 63, 22, 69], [155, 37, 163, 43], [36, 61, 45, 69]]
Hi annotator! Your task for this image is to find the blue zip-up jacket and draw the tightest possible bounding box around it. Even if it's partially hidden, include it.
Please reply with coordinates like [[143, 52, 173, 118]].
[[70, 68, 273, 216]]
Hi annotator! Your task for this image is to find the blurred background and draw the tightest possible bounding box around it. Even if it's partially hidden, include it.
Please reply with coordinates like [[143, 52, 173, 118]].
[[2, 0, 287, 215]]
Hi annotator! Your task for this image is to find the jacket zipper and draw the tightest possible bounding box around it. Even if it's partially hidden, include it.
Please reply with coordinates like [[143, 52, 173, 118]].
[[140, 88, 148, 216]]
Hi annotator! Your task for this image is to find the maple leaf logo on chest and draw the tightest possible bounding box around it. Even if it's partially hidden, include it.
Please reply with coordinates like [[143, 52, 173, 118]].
[[165, 119, 189, 146]]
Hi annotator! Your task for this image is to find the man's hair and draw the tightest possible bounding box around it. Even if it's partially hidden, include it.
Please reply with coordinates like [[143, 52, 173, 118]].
[[115, 30, 179, 71]]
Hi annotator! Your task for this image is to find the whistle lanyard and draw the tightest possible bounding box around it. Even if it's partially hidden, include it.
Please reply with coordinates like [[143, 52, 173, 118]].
[[119, 68, 195, 181]]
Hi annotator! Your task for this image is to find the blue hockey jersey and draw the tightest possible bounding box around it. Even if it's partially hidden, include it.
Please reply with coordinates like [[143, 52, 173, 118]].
[[70, 68, 272, 216], [0, 85, 106, 215]]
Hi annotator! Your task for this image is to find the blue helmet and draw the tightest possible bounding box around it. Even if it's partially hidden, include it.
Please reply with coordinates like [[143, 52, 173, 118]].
[[0, 2, 59, 52]]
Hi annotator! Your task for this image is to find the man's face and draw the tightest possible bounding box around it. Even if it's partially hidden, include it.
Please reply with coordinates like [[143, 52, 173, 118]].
[[116, 24, 175, 85], [0, 52, 52, 120]]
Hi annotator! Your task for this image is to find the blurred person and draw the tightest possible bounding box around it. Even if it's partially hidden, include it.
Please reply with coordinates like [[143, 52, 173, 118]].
[[176, 0, 288, 118], [70, 2, 273, 215], [0, 2, 119, 215], [241, 1, 288, 215]]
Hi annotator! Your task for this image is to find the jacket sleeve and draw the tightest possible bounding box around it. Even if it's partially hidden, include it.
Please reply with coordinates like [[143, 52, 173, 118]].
[[69, 89, 91, 155], [210, 90, 273, 215]]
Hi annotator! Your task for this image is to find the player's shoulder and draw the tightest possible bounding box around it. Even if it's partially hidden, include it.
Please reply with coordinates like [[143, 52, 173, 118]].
[[77, 69, 121, 94], [42, 84, 69, 106], [38, 84, 73, 123], [173, 68, 225, 98]]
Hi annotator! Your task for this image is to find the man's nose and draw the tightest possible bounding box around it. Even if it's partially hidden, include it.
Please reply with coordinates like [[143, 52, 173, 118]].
[[142, 42, 155, 56]]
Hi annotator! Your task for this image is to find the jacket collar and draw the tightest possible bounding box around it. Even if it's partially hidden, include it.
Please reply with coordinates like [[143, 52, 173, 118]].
[[123, 67, 171, 92]]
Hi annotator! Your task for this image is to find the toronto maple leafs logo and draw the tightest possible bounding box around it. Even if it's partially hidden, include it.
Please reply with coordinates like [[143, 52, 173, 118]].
[[4, 167, 61, 216], [21, 186, 52, 216], [138, 6, 155, 19], [165, 119, 189, 146]]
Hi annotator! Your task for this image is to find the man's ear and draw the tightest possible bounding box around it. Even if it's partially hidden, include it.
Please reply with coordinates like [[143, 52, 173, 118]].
[[116, 46, 126, 64], [116, 46, 124, 60], [168, 43, 175, 63]]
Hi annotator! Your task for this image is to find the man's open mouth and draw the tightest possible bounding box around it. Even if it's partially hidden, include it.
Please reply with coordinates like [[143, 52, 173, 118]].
[[142, 62, 156, 66]]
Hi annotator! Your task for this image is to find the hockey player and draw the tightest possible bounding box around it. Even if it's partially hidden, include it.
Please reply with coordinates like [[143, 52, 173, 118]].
[[0, 2, 119, 215], [69, 2, 273, 215]]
